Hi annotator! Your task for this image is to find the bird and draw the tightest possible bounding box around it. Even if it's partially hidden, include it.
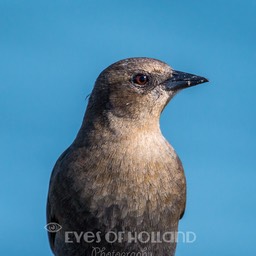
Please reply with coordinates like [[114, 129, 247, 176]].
[[46, 57, 208, 256]]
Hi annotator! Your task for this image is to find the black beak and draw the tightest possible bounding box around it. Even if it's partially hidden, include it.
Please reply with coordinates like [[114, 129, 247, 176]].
[[164, 70, 209, 91]]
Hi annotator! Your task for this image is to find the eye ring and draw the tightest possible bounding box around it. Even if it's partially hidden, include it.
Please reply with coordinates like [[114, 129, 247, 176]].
[[132, 74, 149, 86]]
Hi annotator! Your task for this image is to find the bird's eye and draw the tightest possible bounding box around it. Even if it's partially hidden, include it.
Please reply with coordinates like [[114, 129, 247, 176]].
[[132, 74, 149, 86]]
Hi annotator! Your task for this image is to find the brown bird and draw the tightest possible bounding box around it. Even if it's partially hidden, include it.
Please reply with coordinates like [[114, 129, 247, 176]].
[[46, 57, 208, 256]]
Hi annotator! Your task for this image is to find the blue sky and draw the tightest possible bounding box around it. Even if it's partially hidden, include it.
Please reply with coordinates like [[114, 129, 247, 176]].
[[1, 0, 255, 255]]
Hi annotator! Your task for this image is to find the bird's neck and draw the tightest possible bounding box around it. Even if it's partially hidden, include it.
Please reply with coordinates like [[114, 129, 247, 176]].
[[73, 109, 162, 147]]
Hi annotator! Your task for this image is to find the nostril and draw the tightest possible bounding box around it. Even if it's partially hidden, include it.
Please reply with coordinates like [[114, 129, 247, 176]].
[[172, 71, 179, 76]]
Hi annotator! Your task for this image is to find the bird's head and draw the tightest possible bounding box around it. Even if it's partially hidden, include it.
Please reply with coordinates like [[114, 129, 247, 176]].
[[85, 57, 208, 131]]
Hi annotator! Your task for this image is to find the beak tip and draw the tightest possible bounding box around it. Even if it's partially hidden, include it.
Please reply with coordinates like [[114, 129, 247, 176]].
[[196, 77, 209, 85]]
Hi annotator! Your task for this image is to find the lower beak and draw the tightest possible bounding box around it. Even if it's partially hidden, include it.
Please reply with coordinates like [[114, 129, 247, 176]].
[[164, 70, 209, 91]]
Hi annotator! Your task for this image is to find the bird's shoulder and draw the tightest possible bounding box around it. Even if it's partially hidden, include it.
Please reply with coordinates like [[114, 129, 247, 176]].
[[49, 145, 92, 181]]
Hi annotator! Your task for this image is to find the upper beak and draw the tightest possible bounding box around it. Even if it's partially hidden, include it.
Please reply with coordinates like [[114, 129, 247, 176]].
[[164, 70, 209, 91]]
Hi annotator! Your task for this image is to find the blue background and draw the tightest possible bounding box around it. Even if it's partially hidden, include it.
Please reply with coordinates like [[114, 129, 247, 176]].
[[1, 0, 255, 255]]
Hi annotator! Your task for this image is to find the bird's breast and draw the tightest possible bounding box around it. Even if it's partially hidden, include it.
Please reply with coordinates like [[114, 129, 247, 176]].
[[73, 132, 186, 229]]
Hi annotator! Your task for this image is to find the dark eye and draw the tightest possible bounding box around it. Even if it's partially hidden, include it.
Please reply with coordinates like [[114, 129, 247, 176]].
[[132, 74, 149, 86]]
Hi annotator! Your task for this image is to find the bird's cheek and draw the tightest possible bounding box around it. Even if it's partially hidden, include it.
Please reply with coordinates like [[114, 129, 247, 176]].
[[153, 85, 176, 101]]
